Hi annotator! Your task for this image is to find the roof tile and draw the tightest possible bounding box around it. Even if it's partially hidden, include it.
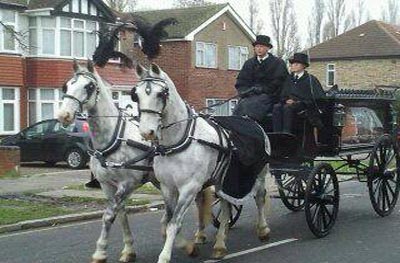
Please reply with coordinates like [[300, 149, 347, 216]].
[[121, 3, 228, 39], [309, 20, 400, 60]]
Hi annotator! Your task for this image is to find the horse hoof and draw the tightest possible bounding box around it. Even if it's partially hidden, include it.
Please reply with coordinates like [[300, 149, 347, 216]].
[[186, 244, 200, 258], [91, 259, 107, 263], [195, 234, 207, 244], [258, 233, 270, 242], [212, 247, 228, 259], [258, 227, 271, 242], [119, 252, 136, 262]]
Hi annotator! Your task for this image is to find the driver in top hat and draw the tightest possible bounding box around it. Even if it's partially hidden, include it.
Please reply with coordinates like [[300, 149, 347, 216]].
[[272, 52, 325, 133], [233, 35, 288, 124]]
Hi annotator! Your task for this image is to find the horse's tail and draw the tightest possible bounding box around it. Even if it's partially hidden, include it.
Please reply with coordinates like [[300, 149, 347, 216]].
[[200, 187, 214, 226]]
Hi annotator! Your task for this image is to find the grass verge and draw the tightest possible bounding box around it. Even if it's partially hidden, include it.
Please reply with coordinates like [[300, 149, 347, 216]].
[[0, 198, 71, 226]]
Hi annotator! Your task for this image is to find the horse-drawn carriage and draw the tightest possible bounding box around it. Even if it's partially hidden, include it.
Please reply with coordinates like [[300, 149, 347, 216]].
[[214, 88, 400, 238]]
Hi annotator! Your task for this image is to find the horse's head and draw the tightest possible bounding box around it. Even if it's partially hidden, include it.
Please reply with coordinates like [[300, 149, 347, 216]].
[[131, 63, 170, 141], [58, 60, 100, 125]]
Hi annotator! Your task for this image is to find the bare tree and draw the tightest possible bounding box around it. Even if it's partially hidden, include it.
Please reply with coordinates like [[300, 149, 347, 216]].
[[249, 0, 264, 34], [307, 0, 325, 47], [0, 20, 30, 51], [381, 0, 399, 24], [323, 0, 354, 40], [173, 0, 208, 8], [106, 0, 137, 12], [354, 0, 367, 26], [269, 0, 301, 59]]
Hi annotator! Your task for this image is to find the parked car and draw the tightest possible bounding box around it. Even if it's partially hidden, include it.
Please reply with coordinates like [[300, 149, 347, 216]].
[[0, 119, 90, 169]]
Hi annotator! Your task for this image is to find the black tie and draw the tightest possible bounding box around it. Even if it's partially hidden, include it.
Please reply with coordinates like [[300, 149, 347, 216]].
[[294, 75, 299, 82]]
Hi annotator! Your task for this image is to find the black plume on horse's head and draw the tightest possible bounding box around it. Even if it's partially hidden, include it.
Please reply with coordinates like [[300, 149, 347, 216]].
[[92, 22, 135, 68], [134, 17, 178, 59]]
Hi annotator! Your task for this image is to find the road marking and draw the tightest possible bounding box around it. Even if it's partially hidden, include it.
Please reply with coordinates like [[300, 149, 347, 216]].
[[203, 238, 298, 263]]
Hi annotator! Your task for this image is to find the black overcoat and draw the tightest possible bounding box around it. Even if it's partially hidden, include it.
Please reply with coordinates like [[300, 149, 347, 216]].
[[280, 72, 326, 127], [233, 54, 288, 122]]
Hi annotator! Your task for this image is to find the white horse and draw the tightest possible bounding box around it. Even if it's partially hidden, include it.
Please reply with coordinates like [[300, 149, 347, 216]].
[[58, 60, 155, 263], [132, 63, 271, 263]]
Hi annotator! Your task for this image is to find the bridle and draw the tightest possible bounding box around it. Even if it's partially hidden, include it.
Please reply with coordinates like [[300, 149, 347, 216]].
[[62, 72, 100, 113], [131, 77, 169, 117]]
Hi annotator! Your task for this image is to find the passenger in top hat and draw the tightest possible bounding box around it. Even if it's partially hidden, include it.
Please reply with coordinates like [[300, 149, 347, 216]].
[[233, 35, 288, 124], [272, 52, 326, 133]]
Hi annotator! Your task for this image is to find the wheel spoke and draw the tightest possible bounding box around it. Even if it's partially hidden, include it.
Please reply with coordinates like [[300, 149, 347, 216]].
[[322, 204, 333, 223], [312, 204, 321, 225]]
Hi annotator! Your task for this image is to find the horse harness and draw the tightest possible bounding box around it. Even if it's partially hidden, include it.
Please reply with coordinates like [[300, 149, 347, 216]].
[[62, 72, 100, 113], [62, 71, 156, 172]]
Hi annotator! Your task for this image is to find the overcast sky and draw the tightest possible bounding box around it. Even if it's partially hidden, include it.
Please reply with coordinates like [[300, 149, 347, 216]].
[[133, 0, 387, 47]]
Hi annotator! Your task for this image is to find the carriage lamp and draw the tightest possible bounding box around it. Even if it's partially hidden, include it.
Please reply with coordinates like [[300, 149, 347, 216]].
[[333, 104, 346, 127]]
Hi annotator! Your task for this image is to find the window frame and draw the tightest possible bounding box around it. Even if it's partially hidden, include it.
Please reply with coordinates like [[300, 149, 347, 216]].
[[228, 45, 249, 70], [28, 88, 63, 126], [195, 41, 218, 69], [0, 10, 18, 53], [0, 87, 20, 135], [206, 98, 238, 116], [28, 16, 99, 59], [326, 63, 336, 87]]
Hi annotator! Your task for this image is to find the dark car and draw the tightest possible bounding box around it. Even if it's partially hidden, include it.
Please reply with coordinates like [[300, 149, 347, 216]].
[[0, 119, 90, 169]]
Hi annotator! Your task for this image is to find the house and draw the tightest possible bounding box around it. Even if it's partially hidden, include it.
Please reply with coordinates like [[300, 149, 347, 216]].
[[308, 20, 400, 90], [119, 3, 256, 114], [0, 0, 135, 136]]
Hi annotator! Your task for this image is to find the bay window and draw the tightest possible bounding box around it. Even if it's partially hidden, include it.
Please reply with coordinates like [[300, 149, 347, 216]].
[[0, 10, 17, 52], [29, 16, 98, 58], [28, 88, 63, 125]]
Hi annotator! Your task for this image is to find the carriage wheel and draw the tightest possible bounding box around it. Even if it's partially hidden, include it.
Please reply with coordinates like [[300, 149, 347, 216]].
[[305, 162, 339, 238], [212, 197, 243, 229], [367, 135, 400, 217], [277, 172, 306, 211]]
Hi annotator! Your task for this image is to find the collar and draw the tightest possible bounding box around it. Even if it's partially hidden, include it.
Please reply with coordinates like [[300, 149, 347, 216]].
[[293, 71, 305, 79], [257, 54, 269, 62]]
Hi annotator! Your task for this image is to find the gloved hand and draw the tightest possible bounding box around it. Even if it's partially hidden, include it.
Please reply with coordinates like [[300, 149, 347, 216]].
[[253, 86, 264, 94]]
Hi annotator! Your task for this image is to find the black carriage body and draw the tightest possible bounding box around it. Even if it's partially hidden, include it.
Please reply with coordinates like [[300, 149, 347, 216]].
[[268, 88, 400, 238], [269, 89, 397, 163], [319, 89, 397, 157]]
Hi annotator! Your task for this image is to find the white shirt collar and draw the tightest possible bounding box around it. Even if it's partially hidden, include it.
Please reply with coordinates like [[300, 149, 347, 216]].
[[257, 54, 269, 62], [294, 71, 305, 79]]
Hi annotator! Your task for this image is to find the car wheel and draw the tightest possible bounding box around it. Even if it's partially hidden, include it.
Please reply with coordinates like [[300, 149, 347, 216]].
[[66, 148, 86, 169]]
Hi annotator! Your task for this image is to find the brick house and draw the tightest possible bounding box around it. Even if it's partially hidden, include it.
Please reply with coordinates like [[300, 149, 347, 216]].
[[119, 3, 256, 114], [0, 0, 135, 136], [307, 20, 400, 90]]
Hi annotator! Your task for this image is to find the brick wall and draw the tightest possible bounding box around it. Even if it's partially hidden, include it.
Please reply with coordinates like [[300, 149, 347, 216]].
[[308, 58, 400, 89], [0, 146, 20, 177], [122, 12, 254, 110], [0, 55, 24, 86]]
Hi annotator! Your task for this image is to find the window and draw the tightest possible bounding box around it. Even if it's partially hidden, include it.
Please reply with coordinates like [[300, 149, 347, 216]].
[[41, 17, 56, 55], [112, 90, 138, 115], [0, 87, 20, 134], [29, 17, 98, 58], [196, 42, 217, 68], [326, 64, 335, 87], [206, 98, 237, 116], [28, 88, 63, 125], [228, 46, 248, 70], [0, 10, 17, 52]]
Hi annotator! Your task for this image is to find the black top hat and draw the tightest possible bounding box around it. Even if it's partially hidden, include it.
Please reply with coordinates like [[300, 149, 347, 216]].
[[252, 35, 273, 48], [289, 53, 310, 67]]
